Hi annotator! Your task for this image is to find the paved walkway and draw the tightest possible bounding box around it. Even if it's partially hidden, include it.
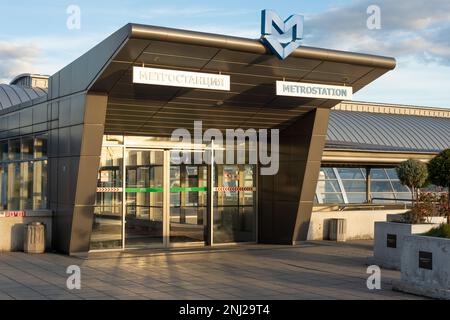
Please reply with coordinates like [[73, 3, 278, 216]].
[[0, 241, 424, 300]]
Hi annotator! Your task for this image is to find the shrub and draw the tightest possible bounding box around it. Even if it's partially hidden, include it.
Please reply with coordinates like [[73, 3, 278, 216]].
[[423, 224, 450, 239], [428, 149, 450, 223], [437, 193, 450, 219], [403, 192, 449, 224], [396, 159, 428, 204]]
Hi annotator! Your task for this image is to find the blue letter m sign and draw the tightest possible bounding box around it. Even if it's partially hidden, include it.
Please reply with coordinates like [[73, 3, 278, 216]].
[[261, 9, 304, 60]]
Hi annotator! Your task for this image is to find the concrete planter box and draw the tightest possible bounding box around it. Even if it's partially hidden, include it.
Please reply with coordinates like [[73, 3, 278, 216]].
[[386, 214, 447, 224], [372, 221, 441, 270], [393, 235, 450, 300]]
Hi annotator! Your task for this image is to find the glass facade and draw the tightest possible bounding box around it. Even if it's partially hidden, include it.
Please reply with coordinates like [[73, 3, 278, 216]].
[[92, 146, 123, 250], [315, 167, 413, 205], [91, 135, 258, 250], [371, 168, 411, 203], [0, 135, 48, 211]]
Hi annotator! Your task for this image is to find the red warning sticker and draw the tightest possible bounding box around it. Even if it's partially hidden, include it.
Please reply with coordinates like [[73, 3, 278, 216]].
[[96, 187, 123, 193], [214, 187, 256, 192]]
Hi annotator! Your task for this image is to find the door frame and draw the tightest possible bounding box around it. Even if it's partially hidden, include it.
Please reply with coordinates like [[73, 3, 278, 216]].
[[123, 147, 208, 249], [123, 148, 167, 249]]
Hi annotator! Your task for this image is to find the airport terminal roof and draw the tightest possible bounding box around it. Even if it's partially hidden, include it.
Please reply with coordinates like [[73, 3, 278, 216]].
[[326, 107, 450, 153], [0, 84, 47, 110]]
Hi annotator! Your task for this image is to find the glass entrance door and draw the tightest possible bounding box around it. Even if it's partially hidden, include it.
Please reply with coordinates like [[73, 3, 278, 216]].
[[169, 162, 207, 244], [92, 142, 259, 252], [214, 165, 257, 244], [125, 150, 165, 248]]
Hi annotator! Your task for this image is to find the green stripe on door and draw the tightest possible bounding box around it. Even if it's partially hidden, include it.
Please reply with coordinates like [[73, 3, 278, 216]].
[[125, 188, 164, 193], [125, 187, 208, 193], [170, 187, 207, 192]]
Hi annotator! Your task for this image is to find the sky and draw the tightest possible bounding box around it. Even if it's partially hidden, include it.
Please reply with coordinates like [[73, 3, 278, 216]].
[[0, 0, 449, 108]]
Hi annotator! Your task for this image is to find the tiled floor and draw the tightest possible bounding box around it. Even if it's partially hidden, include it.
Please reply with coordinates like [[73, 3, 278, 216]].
[[0, 241, 425, 300]]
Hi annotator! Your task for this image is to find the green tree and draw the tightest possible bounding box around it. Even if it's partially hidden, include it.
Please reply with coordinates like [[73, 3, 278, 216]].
[[428, 149, 450, 208], [396, 159, 428, 204]]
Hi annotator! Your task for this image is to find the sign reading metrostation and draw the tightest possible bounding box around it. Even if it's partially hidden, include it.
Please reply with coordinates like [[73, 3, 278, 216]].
[[276, 81, 353, 100], [133, 67, 231, 91]]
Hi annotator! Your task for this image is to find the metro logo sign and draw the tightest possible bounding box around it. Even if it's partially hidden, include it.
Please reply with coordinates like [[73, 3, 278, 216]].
[[261, 9, 304, 60]]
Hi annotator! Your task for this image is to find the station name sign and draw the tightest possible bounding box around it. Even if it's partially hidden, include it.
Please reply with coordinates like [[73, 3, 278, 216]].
[[133, 67, 230, 91], [276, 81, 353, 100]]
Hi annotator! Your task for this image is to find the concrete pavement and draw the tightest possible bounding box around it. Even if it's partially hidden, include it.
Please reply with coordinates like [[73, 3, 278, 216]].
[[0, 241, 425, 300]]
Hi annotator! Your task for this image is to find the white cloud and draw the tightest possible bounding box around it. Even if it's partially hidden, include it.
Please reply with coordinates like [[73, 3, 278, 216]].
[[304, 0, 450, 65], [0, 42, 41, 83], [0, 32, 111, 83], [355, 59, 450, 108]]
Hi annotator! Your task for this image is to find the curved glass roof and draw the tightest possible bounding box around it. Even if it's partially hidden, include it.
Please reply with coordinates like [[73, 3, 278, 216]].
[[327, 110, 450, 153], [0, 84, 47, 110]]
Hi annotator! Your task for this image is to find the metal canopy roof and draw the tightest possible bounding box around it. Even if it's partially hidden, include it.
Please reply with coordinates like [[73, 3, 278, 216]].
[[326, 111, 450, 153], [0, 84, 47, 110], [69, 23, 395, 136]]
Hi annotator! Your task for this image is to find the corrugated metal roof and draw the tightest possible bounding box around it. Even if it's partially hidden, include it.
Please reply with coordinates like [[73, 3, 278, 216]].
[[327, 110, 450, 153], [0, 84, 47, 110]]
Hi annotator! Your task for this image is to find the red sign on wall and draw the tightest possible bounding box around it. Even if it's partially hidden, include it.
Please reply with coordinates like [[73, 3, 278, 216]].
[[0, 211, 26, 218]]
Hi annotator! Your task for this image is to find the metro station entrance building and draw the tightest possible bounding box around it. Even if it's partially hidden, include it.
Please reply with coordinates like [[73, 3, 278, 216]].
[[0, 24, 396, 254]]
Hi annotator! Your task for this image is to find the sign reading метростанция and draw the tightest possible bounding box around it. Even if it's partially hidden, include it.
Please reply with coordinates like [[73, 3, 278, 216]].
[[133, 67, 231, 91], [276, 81, 353, 100]]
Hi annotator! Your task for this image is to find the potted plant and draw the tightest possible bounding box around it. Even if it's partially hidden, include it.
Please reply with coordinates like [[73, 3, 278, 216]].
[[392, 151, 450, 298], [372, 159, 443, 270]]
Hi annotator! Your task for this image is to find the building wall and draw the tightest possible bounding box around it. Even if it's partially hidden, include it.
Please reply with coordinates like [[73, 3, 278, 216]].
[[0, 90, 108, 254], [307, 209, 409, 241], [0, 212, 52, 252], [259, 108, 331, 244], [50, 93, 107, 254]]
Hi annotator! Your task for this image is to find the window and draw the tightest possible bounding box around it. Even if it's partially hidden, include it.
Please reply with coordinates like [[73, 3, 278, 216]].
[[370, 168, 388, 180], [370, 168, 411, 204], [20, 162, 33, 210], [21, 137, 34, 160], [338, 168, 366, 204], [371, 181, 392, 193], [315, 166, 414, 205], [7, 163, 20, 209], [34, 134, 48, 158], [337, 168, 365, 180], [316, 168, 344, 204], [343, 180, 366, 192], [0, 165, 6, 210], [8, 139, 20, 161], [0, 141, 8, 161], [33, 161, 48, 210], [0, 136, 49, 211]]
